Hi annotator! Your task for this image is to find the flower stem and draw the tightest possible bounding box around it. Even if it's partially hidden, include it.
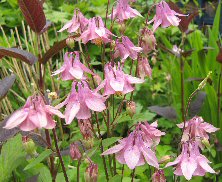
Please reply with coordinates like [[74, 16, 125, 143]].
[[131, 168, 136, 182], [52, 128, 69, 182], [121, 165, 124, 182], [77, 160, 81, 182], [180, 56, 185, 122]]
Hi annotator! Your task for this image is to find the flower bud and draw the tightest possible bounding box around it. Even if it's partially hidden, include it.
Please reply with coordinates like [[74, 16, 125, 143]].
[[22, 136, 37, 157], [152, 170, 166, 182], [159, 155, 171, 164], [198, 71, 212, 90], [201, 138, 211, 149], [85, 163, 98, 182], [118, 23, 126, 34], [66, 37, 75, 49], [48, 92, 58, 100], [126, 101, 136, 118], [70, 143, 82, 160], [141, 28, 156, 54], [78, 120, 93, 140]]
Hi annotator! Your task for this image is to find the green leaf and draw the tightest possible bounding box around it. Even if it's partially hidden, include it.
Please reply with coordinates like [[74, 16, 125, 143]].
[[0, 134, 26, 181], [102, 137, 122, 148], [109, 175, 122, 182], [24, 149, 52, 170], [38, 166, 52, 182]]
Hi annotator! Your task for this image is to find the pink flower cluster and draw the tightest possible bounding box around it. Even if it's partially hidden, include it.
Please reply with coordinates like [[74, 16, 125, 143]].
[[102, 121, 165, 169]]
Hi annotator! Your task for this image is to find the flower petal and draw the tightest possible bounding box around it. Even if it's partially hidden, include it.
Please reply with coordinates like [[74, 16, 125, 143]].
[[181, 157, 197, 180], [65, 102, 80, 124], [85, 97, 106, 112], [124, 145, 141, 169]]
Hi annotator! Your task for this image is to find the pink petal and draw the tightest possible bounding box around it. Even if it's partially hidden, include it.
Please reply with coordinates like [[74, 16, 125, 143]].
[[200, 122, 219, 133], [181, 157, 197, 180], [124, 145, 141, 169], [102, 143, 125, 155], [44, 117, 56, 129], [141, 146, 159, 168], [45, 105, 65, 118], [19, 118, 37, 131], [197, 157, 215, 174], [85, 97, 106, 112], [58, 21, 73, 32], [126, 75, 144, 84], [95, 27, 106, 37], [76, 103, 91, 120], [69, 67, 84, 80], [65, 102, 80, 124], [110, 80, 124, 92], [4, 109, 28, 129], [52, 65, 66, 76]]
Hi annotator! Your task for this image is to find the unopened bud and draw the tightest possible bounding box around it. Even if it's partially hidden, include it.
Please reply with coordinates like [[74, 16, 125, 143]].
[[198, 71, 212, 90], [22, 136, 37, 157], [78, 120, 93, 140], [118, 23, 126, 34], [48, 92, 58, 100], [70, 143, 82, 160], [126, 101, 136, 118], [152, 170, 166, 182], [201, 138, 211, 149], [66, 37, 75, 49], [141, 28, 156, 54], [159, 155, 171, 164], [85, 163, 98, 182]]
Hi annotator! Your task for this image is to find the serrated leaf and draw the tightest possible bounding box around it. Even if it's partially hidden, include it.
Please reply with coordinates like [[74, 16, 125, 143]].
[[24, 149, 52, 170], [0, 47, 37, 65], [0, 74, 16, 100], [18, 0, 46, 33], [0, 134, 26, 181], [102, 137, 122, 148]]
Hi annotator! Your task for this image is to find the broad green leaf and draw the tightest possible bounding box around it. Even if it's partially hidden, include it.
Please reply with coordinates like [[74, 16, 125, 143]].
[[38, 166, 52, 182], [102, 137, 122, 148], [24, 149, 52, 170], [109, 175, 122, 182]]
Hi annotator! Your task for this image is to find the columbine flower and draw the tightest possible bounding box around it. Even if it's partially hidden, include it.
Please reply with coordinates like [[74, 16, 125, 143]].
[[114, 36, 142, 61], [4, 95, 64, 131], [102, 122, 164, 169], [166, 141, 215, 180], [138, 57, 152, 79], [70, 142, 82, 160], [85, 163, 98, 182], [78, 119, 93, 140], [140, 28, 156, 54], [177, 116, 219, 144], [56, 82, 106, 124], [96, 63, 144, 96], [149, 1, 186, 31], [52, 52, 94, 81], [110, 0, 142, 22], [58, 9, 88, 33], [79, 16, 115, 45]]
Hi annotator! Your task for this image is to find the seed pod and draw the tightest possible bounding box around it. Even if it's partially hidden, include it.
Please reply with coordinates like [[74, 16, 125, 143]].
[[126, 101, 136, 118]]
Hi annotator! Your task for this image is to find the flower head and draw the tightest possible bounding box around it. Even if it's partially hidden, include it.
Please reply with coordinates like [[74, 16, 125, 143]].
[[141, 28, 156, 54], [110, 0, 142, 22], [96, 63, 144, 96], [58, 9, 88, 33], [79, 16, 115, 45], [56, 82, 106, 124], [102, 121, 164, 169], [52, 52, 94, 81], [85, 163, 98, 182], [78, 119, 93, 140], [138, 57, 152, 79], [114, 36, 142, 61], [166, 141, 215, 180], [149, 1, 186, 31], [4, 95, 64, 131], [177, 116, 219, 144], [70, 142, 82, 160]]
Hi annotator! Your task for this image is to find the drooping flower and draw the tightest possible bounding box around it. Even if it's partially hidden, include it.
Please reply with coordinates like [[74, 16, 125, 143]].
[[114, 36, 142, 61], [70, 142, 82, 160], [110, 0, 142, 22], [52, 52, 94, 81], [85, 163, 98, 182], [140, 28, 156, 54], [79, 16, 115, 45], [78, 119, 93, 140], [56, 82, 106, 124], [4, 95, 64, 131], [149, 1, 186, 31], [177, 116, 219, 144], [166, 141, 215, 180], [96, 63, 144, 96], [102, 122, 164, 169], [152, 170, 166, 182], [138, 57, 152, 79], [58, 9, 88, 33]]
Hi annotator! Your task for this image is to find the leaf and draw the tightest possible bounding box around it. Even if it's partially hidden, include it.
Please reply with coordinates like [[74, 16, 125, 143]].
[[0, 74, 16, 100], [26, 175, 39, 182], [189, 92, 206, 117], [0, 134, 26, 181], [0, 47, 37, 65], [102, 137, 122, 148], [109, 175, 122, 182], [168, 1, 199, 32], [40, 35, 78, 64], [18, 0, 46, 33], [24, 149, 52, 170], [38, 166, 52, 182], [148, 106, 177, 120]]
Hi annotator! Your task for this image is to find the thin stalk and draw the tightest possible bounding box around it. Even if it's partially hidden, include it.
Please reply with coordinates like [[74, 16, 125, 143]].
[[77, 160, 81, 182], [113, 154, 117, 175], [131, 169, 136, 182], [180, 56, 185, 122], [217, 66, 222, 127], [121, 165, 125, 182], [52, 128, 69, 182]]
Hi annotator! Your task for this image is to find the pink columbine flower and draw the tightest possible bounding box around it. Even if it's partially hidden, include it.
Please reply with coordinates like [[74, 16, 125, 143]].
[[177, 116, 219, 144], [79, 16, 115, 45], [149, 1, 186, 31], [110, 0, 142, 22], [140, 28, 156, 54], [138, 57, 152, 79], [52, 52, 94, 81], [4, 95, 64, 131], [166, 141, 215, 180], [102, 122, 164, 169], [78, 119, 93, 140], [96, 63, 144, 96], [58, 9, 88, 33], [114, 36, 142, 61], [56, 82, 106, 124], [70, 142, 82, 160]]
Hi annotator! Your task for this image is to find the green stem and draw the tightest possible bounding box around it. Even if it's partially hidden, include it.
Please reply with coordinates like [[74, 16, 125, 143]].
[[77, 160, 81, 182]]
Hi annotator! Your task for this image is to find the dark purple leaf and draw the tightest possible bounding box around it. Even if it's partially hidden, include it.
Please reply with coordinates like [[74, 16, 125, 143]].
[[18, 0, 46, 33], [0, 47, 37, 65], [189, 92, 206, 117], [148, 106, 177, 120], [0, 74, 16, 100]]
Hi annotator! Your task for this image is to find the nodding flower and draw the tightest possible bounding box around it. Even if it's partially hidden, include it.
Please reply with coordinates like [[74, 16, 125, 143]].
[[4, 94, 64, 131], [79, 16, 115, 45], [148, 1, 187, 32]]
